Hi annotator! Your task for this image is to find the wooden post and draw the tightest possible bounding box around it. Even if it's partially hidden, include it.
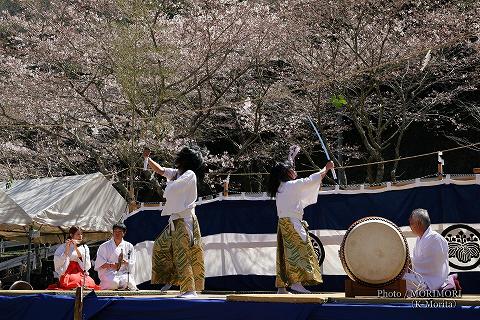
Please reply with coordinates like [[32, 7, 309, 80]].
[[223, 181, 229, 197], [128, 186, 137, 212], [74, 286, 83, 320], [223, 174, 230, 197], [128, 201, 138, 213]]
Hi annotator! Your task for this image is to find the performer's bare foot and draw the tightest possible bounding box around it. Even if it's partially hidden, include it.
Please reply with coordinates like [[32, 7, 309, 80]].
[[290, 283, 311, 294], [177, 291, 198, 298], [160, 284, 172, 292], [276, 287, 292, 294]]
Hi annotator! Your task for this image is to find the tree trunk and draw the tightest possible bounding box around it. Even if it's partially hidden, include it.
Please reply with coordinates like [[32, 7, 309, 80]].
[[366, 152, 384, 183]]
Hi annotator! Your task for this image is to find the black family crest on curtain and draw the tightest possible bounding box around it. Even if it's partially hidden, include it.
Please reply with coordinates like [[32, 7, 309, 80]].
[[442, 224, 480, 271], [309, 232, 325, 266]]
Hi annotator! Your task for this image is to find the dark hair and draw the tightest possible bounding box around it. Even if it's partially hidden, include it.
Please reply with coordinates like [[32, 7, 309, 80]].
[[175, 146, 205, 181], [267, 162, 293, 198], [67, 226, 81, 240], [113, 222, 127, 232]]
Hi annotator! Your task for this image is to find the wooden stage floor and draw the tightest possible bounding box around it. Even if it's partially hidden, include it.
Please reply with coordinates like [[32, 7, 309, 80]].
[[1, 290, 479, 306]]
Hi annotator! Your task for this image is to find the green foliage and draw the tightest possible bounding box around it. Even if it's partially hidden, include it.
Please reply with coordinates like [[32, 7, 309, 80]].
[[330, 94, 347, 109]]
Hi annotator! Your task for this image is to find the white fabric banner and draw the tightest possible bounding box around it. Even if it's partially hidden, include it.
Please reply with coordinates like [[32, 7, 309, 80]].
[[131, 223, 480, 285]]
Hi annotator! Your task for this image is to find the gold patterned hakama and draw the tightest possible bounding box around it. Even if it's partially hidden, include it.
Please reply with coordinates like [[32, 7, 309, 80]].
[[151, 215, 205, 292], [275, 217, 322, 288]]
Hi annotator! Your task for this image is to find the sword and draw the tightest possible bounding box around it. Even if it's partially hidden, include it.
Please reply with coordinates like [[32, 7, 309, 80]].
[[306, 116, 337, 180]]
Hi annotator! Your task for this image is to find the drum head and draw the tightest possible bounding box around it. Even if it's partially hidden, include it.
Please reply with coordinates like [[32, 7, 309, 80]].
[[340, 217, 408, 286]]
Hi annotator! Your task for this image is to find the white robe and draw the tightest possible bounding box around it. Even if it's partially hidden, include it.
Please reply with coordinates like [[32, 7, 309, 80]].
[[53, 242, 91, 277], [162, 168, 197, 217], [276, 171, 323, 241], [162, 168, 197, 239], [404, 226, 450, 290], [94, 239, 137, 290]]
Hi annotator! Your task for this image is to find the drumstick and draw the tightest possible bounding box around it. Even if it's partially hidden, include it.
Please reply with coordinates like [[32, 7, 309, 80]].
[[117, 249, 124, 271], [306, 116, 337, 180]]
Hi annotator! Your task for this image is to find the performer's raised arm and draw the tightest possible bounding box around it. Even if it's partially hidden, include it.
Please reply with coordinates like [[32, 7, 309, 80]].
[[143, 147, 166, 176], [318, 160, 335, 181]]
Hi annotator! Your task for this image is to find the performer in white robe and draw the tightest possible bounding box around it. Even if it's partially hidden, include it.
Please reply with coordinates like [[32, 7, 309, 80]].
[[144, 146, 205, 298], [95, 222, 137, 290], [403, 208, 450, 291], [268, 145, 334, 294]]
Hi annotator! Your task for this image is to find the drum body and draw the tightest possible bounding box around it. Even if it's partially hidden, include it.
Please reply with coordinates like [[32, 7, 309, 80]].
[[339, 217, 409, 287]]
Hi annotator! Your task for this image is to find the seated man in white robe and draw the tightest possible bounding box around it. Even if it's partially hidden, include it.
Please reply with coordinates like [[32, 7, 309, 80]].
[[95, 222, 138, 290], [403, 208, 450, 291]]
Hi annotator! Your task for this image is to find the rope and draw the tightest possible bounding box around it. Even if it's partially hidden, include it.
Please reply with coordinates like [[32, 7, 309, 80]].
[[406, 264, 428, 292], [334, 141, 480, 170], [208, 141, 480, 176]]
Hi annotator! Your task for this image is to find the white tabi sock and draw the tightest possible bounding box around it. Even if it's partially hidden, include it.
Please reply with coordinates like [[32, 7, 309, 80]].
[[277, 287, 292, 295], [177, 291, 198, 298], [160, 283, 172, 292], [290, 283, 311, 294]]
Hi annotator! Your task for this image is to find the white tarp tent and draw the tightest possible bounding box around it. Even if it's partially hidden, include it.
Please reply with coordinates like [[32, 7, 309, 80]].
[[0, 172, 127, 243], [0, 188, 31, 227]]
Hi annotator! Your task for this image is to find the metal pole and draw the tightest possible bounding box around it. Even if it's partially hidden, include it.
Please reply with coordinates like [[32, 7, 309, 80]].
[[25, 226, 33, 283], [127, 249, 131, 290]]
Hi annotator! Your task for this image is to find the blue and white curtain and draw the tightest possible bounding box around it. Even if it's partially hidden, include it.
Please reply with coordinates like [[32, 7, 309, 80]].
[[124, 176, 480, 292]]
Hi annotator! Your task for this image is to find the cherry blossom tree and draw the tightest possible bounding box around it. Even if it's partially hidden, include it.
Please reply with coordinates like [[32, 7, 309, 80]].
[[0, 0, 479, 197]]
